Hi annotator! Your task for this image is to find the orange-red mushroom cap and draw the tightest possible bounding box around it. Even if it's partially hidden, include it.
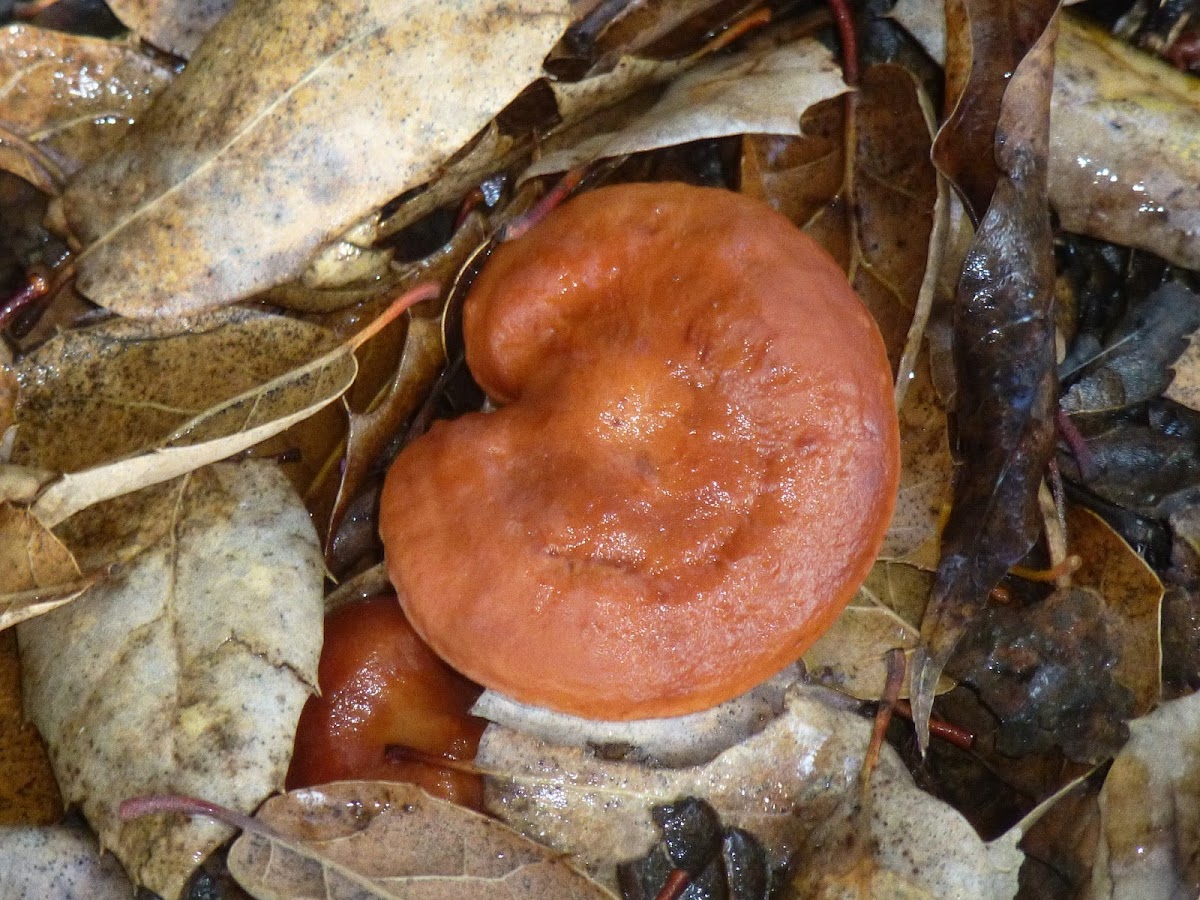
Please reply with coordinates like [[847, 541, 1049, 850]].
[[380, 181, 900, 720]]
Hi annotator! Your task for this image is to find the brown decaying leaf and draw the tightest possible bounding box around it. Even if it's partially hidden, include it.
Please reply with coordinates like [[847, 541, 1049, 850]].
[[0, 26, 174, 194], [912, 5, 1060, 753], [481, 687, 1022, 899], [741, 61, 937, 370], [18, 461, 324, 900], [0, 502, 94, 629], [0, 824, 133, 898], [9, 307, 356, 527], [62, 0, 572, 318], [1090, 690, 1200, 898], [524, 37, 848, 179], [227, 780, 617, 899], [1068, 505, 1163, 715], [0, 631, 61, 826], [105, 0, 233, 58]]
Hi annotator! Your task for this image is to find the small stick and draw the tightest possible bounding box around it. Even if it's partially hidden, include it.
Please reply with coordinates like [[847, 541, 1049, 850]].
[[698, 7, 773, 55], [894, 699, 975, 750], [826, 0, 860, 86], [499, 166, 587, 244], [1010, 554, 1082, 584], [863, 648, 906, 785], [1056, 408, 1097, 481], [348, 282, 440, 351], [654, 868, 692, 900]]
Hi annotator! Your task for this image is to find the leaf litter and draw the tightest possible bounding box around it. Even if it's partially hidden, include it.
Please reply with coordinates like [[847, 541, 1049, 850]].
[[1, 0, 1200, 898]]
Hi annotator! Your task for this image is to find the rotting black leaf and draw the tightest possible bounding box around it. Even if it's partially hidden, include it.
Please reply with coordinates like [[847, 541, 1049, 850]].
[[617, 798, 771, 900], [913, 6, 1061, 752], [949, 587, 1135, 764], [1060, 281, 1200, 415]]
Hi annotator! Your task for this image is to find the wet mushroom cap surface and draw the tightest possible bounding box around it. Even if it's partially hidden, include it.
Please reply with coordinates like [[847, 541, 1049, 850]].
[[380, 181, 900, 720]]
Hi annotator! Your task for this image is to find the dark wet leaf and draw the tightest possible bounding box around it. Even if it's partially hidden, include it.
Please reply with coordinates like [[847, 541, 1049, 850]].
[[1060, 281, 1200, 415], [950, 586, 1134, 763], [1060, 418, 1200, 519], [913, 4, 1060, 751]]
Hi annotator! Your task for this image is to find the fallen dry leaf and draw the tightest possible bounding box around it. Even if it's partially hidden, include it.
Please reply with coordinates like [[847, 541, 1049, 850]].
[[524, 37, 848, 178], [1089, 689, 1200, 899], [9, 307, 357, 527], [61, 0, 572, 317], [880, 347, 953, 569], [105, 0, 232, 58], [1069, 504, 1164, 715], [0, 823, 133, 898], [0, 25, 174, 194], [803, 562, 955, 701], [0, 501, 88, 629], [228, 780, 617, 899], [18, 460, 323, 899], [480, 687, 1022, 898]]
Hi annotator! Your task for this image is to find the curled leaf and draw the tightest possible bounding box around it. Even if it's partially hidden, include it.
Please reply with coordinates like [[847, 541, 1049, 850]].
[[10, 308, 355, 527], [912, 5, 1060, 753]]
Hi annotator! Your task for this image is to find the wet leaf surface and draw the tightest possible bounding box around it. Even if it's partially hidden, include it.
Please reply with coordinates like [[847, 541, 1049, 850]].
[[227, 780, 617, 899], [481, 687, 1023, 898], [18, 461, 323, 899], [0, 25, 174, 193], [1090, 690, 1200, 898], [1061, 281, 1200, 415], [62, 0, 572, 317]]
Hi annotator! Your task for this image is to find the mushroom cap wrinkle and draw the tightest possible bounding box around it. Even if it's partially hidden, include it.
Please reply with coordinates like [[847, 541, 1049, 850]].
[[380, 181, 901, 720]]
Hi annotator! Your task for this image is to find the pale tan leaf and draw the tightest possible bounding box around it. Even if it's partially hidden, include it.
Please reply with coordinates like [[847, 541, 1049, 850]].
[[106, 0, 233, 58], [481, 687, 1020, 897], [228, 781, 617, 899], [0, 26, 174, 192], [1049, 17, 1200, 270], [63, 0, 572, 318], [1089, 690, 1200, 899], [803, 563, 954, 701], [1165, 327, 1200, 413], [524, 37, 848, 178], [880, 347, 953, 569], [10, 308, 355, 526], [18, 461, 324, 900], [0, 824, 133, 898]]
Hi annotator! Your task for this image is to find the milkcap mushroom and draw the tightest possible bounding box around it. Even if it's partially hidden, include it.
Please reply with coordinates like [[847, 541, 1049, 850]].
[[380, 181, 900, 720]]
